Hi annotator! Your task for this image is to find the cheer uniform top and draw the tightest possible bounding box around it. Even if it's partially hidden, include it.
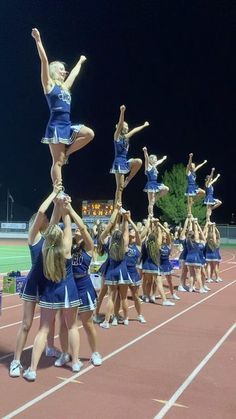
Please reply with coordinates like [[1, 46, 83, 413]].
[[125, 243, 142, 286], [185, 240, 202, 266], [141, 242, 160, 275], [185, 171, 199, 196], [20, 236, 46, 302], [42, 84, 82, 145], [72, 247, 97, 312], [143, 166, 166, 193], [160, 244, 173, 275], [110, 135, 130, 174]]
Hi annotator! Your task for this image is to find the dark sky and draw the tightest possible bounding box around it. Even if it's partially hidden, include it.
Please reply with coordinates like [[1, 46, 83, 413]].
[[1, 0, 235, 223]]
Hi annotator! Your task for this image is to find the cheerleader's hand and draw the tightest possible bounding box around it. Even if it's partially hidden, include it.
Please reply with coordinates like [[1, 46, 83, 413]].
[[189, 153, 193, 157], [212, 167, 215, 171], [79, 55, 87, 64], [144, 121, 149, 127], [120, 105, 126, 112], [53, 179, 63, 196], [143, 146, 147, 152], [115, 201, 122, 211], [217, 173, 221, 177], [163, 155, 167, 160], [204, 160, 207, 164], [31, 28, 41, 41]]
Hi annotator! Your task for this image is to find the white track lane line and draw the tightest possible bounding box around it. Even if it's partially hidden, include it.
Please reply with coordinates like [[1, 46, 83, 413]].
[[2, 303, 22, 311], [0, 316, 40, 330], [154, 322, 236, 419], [3, 279, 236, 419]]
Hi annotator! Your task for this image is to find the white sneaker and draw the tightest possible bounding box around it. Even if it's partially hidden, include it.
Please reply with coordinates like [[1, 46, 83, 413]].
[[171, 293, 180, 300], [23, 368, 36, 381], [199, 288, 208, 293], [206, 278, 213, 283], [123, 318, 129, 325], [137, 314, 147, 323], [216, 277, 223, 282], [91, 352, 103, 366], [9, 360, 22, 377], [100, 321, 110, 329], [111, 316, 118, 326], [72, 360, 83, 372], [204, 285, 211, 291], [54, 353, 70, 367], [178, 285, 187, 292], [162, 300, 175, 306], [45, 347, 61, 358], [149, 296, 156, 303]]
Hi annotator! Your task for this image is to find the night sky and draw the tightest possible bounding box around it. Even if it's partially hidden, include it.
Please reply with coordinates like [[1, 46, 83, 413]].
[[1, 0, 235, 223]]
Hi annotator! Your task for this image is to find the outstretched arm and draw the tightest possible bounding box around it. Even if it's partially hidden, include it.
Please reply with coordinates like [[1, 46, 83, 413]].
[[66, 202, 94, 252], [127, 211, 141, 246], [63, 55, 87, 90], [142, 147, 149, 171], [31, 28, 52, 93], [28, 180, 62, 245], [156, 155, 167, 166], [114, 105, 126, 140], [126, 121, 149, 139], [99, 202, 121, 242], [195, 159, 207, 172], [209, 173, 221, 186], [186, 153, 193, 174]]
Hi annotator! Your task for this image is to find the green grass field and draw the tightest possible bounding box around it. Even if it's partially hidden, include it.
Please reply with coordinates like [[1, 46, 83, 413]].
[[0, 245, 31, 273]]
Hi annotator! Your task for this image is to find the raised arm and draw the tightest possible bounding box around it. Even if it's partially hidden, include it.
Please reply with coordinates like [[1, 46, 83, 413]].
[[28, 180, 62, 245], [61, 211, 72, 258], [63, 55, 87, 90], [67, 203, 93, 251], [126, 121, 149, 139], [140, 216, 151, 241], [142, 147, 149, 171], [209, 173, 221, 186], [193, 218, 200, 242], [196, 220, 206, 241], [158, 221, 171, 245], [156, 155, 167, 166], [127, 211, 141, 246], [122, 213, 130, 250], [114, 105, 126, 140], [31, 28, 52, 93], [195, 159, 207, 172], [99, 203, 121, 242], [186, 153, 193, 174], [180, 215, 191, 240]]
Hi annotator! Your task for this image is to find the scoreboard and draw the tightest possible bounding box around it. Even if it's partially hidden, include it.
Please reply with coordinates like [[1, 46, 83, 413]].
[[82, 200, 114, 224]]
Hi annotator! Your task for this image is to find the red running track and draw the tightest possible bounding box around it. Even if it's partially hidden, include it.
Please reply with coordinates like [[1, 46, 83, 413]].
[[0, 249, 235, 419]]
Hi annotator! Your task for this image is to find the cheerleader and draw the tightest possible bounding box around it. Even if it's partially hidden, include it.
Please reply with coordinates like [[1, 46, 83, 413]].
[[110, 104, 149, 204], [9, 182, 62, 378], [56, 203, 102, 367], [204, 168, 222, 221], [204, 222, 222, 283], [142, 219, 175, 306], [31, 28, 94, 184], [143, 147, 169, 217], [23, 204, 82, 381], [177, 216, 192, 292], [159, 223, 180, 300], [124, 212, 146, 323], [184, 217, 207, 293], [185, 153, 207, 214], [100, 207, 133, 328]]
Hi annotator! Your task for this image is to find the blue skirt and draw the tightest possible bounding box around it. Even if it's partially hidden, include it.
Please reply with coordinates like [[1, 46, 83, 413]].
[[42, 111, 83, 145], [39, 275, 81, 309], [127, 268, 142, 286], [142, 258, 160, 275], [143, 181, 166, 193], [74, 275, 97, 312], [110, 157, 130, 174], [105, 259, 133, 286]]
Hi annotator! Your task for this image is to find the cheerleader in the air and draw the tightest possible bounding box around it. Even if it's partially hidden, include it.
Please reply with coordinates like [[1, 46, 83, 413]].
[[185, 153, 207, 214], [143, 146, 169, 217], [204, 168, 222, 221], [110, 105, 149, 204]]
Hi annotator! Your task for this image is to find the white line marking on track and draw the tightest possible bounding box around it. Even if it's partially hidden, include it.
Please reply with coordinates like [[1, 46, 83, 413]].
[[154, 322, 236, 419], [153, 399, 188, 409], [2, 303, 22, 311], [0, 316, 40, 330], [3, 279, 236, 419]]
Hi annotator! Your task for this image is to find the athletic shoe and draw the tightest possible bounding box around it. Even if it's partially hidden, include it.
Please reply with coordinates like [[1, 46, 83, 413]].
[[123, 318, 129, 325], [91, 352, 103, 366], [199, 288, 208, 293], [23, 368, 36, 381], [100, 321, 110, 329], [93, 314, 102, 324], [171, 293, 180, 300], [149, 296, 156, 304], [72, 361, 83, 372], [206, 278, 213, 283], [137, 314, 147, 323], [111, 316, 118, 326], [117, 315, 125, 324], [162, 300, 175, 306], [204, 285, 211, 291], [178, 285, 187, 292], [9, 360, 22, 377], [217, 277, 223, 282], [45, 347, 61, 358], [54, 353, 70, 367]]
